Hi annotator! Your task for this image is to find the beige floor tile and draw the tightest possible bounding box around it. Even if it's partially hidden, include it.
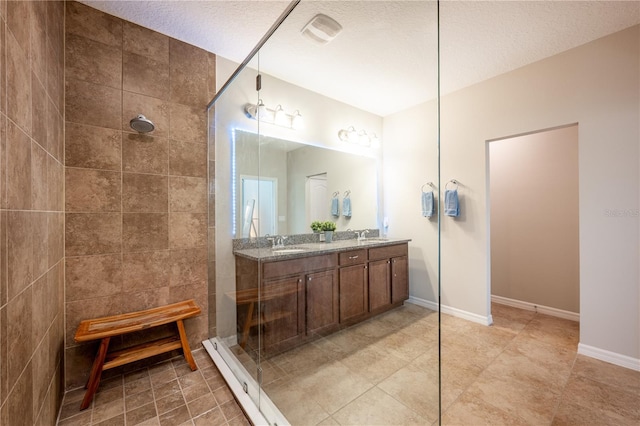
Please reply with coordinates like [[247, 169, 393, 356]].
[[463, 370, 561, 424], [340, 343, 408, 384], [572, 354, 640, 394], [266, 376, 330, 425], [297, 360, 374, 414], [490, 303, 536, 333], [321, 328, 375, 356], [552, 399, 632, 426], [560, 373, 640, 423], [520, 314, 579, 349], [377, 327, 436, 362], [377, 364, 439, 423], [269, 340, 335, 376], [333, 386, 427, 425], [316, 415, 340, 425], [441, 392, 529, 426]]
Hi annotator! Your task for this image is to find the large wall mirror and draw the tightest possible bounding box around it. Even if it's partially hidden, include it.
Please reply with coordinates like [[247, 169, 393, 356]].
[[234, 129, 379, 237]]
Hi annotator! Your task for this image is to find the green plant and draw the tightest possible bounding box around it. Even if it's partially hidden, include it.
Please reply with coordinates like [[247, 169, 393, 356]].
[[310, 221, 337, 232]]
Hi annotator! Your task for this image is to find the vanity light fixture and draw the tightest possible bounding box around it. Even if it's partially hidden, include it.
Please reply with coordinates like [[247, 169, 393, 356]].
[[244, 100, 303, 130], [338, 126, 378, 147]]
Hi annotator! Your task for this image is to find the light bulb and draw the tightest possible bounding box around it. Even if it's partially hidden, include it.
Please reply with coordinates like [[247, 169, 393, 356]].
[[274, 105, 286, 126], [291, 110, 303, 129], [256, 99, 267, 120], [347, 126, 358, 144]]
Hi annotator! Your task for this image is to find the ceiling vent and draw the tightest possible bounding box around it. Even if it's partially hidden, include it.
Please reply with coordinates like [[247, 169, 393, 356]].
[[301, 14, 342, 45]]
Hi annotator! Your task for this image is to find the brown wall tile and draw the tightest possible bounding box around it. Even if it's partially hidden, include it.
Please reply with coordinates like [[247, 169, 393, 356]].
[[32, 211, 48, 280], [0, 116, 6, 209], [118, 287, 170, 318], [46, 35, 64, 114], [66, 213, 122, 256], [123, 133, 168, 174], [208, 196, 215, 227], [123, 21, 169, 63], [31, 273, 49, 350], [0, 211, 6, 306], [65, 295, 125, 346], [123, 52, 169, 100], [66, 33, 122, 89], [170, 103, 206, 144], [169, 39, 208, 107], [6, 0, 32, 59], [207, 52, 216, 100], [30, 1, 47, 84], [66, 254, 123, 302], [65, 168, 121, 213], [123, 213, 168, 252], [7, 210, 33, 299], [6, 30, 31, 135], [65, 122, 121, 170], [64, 344, 98, 389], [5, 360, 33, 426], [7, 286, 32, 390], [6, 120, 31, 209], [31, 141, 48, 211], [122, 251, 169, 292], [31, 329, 50, 421], [47, 212, 64, 268], [122, 173, 168, 213], [66, 78, 122, 130], [47, 153, 63, 211], [169, 248, 207, 287], [65, 1, 122, 47], [169, 176, 207, 213], [45, 98, 63, 162], [31, 73, 47, 148], [0, 26, 5, 116], [169, 213, 206, 249], [123, 91, 170, 138], [169, 140, 207, 178], [0, 304, 7, 402]]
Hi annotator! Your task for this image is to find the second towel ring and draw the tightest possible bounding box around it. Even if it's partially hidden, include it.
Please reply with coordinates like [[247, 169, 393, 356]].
[[421, 182, 436, 192], [445, 179, 459, 191]]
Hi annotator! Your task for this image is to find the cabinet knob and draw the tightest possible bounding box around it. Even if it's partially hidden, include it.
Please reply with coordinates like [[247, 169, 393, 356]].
[[387, 260, 391, 264], [308, 277, 312, 281], [364, 266, 367, 269]]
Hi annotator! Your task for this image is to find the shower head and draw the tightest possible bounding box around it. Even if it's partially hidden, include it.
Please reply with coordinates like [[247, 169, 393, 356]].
[[130, 114, 155, 133]]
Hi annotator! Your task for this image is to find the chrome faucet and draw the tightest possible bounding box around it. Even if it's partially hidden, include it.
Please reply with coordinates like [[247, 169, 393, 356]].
[[357, 229, 369, 241], [274, 235, 287, 248]]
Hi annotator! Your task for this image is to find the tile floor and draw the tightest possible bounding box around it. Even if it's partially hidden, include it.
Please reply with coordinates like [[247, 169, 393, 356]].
[[57, 303, 640, 425], [56, 349, 250, 425], [235, 302, 639, 425]]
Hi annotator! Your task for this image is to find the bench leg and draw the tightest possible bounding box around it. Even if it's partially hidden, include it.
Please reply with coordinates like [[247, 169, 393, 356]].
[[240, 301, 255, 350], [176, 319, 197, 371], [81, 337, 111, 410]]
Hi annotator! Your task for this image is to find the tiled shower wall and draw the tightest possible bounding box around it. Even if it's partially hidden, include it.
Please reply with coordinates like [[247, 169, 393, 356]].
[[0, 0, 66, 424], [64, 2, 216, 389]]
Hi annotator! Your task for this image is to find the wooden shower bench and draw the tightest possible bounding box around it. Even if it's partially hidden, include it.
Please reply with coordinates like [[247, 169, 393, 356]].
[[74, 299, 201, 410]]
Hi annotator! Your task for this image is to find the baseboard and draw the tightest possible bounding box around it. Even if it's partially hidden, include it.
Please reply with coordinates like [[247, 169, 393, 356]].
[[408, 296, 493, 325], [491, 295, 579, 322], [578, 343, 640, 372]]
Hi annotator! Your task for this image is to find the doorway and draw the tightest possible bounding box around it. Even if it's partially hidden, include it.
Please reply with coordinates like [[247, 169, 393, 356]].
[[241, 175, 278, 237], [306, 173, 328, 225], [488, 124, 580, 320]]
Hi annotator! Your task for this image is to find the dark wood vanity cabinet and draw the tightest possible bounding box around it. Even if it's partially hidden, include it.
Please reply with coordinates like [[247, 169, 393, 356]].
[[368, 244, 409, 311], [235, 242, 408, 356], [338, 249, 369, 323]]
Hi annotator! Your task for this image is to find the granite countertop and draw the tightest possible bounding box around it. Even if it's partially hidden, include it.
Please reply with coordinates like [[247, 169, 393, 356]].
[[233, 238, 411, 261]]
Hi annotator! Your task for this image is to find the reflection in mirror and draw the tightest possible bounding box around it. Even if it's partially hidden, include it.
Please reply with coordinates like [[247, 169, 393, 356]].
[[233, 129, 378, 236]]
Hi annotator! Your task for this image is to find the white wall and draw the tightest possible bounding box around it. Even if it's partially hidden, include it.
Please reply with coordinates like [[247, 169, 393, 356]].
[[490, 126, 579, 314], [384, 26, 639, 362]]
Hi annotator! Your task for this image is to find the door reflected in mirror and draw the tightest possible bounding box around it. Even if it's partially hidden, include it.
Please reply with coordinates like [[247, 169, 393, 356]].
[[233, 130, 379, 236]]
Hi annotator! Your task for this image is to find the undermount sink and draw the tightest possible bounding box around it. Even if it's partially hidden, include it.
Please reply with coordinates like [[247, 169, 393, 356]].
[[272, 248, 307, 254], [361, 238, 389, 242]]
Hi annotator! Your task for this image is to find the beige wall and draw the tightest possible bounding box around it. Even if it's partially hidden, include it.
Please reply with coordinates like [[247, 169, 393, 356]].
[[384, 25, 639, 361], [0, 0, 66, 423], [63, 2, 216, 389], [490, 126, 579, 313]]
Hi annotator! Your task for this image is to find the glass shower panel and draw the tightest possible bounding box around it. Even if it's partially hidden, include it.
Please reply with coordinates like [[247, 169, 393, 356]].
[[207, 50, 265, 411], [252, 1, 442, 424]]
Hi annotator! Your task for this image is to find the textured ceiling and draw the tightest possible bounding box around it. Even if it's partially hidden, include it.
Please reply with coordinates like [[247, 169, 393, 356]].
[[82, 1, 640, 116]]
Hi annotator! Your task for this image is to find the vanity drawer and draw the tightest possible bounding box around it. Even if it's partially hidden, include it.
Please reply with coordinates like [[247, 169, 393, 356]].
[[339, 249, 367, 266], [263, 253, 338, 279], [368, 243, 408, 261]]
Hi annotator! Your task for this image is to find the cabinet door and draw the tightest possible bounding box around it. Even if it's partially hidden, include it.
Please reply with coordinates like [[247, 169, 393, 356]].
[[305, 269, 339, 335], [391, 255, 409, 303], [261, 276, 304, 350], [368, 259, 391, 312], [339, 264, 368, 322]]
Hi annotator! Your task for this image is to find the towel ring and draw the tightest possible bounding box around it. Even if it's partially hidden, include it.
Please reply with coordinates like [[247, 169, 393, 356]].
[[445, 180, 459, 191], [332, 191, 339, 198], [344, 190, 351, 198], [421, 182, 435, 193]]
